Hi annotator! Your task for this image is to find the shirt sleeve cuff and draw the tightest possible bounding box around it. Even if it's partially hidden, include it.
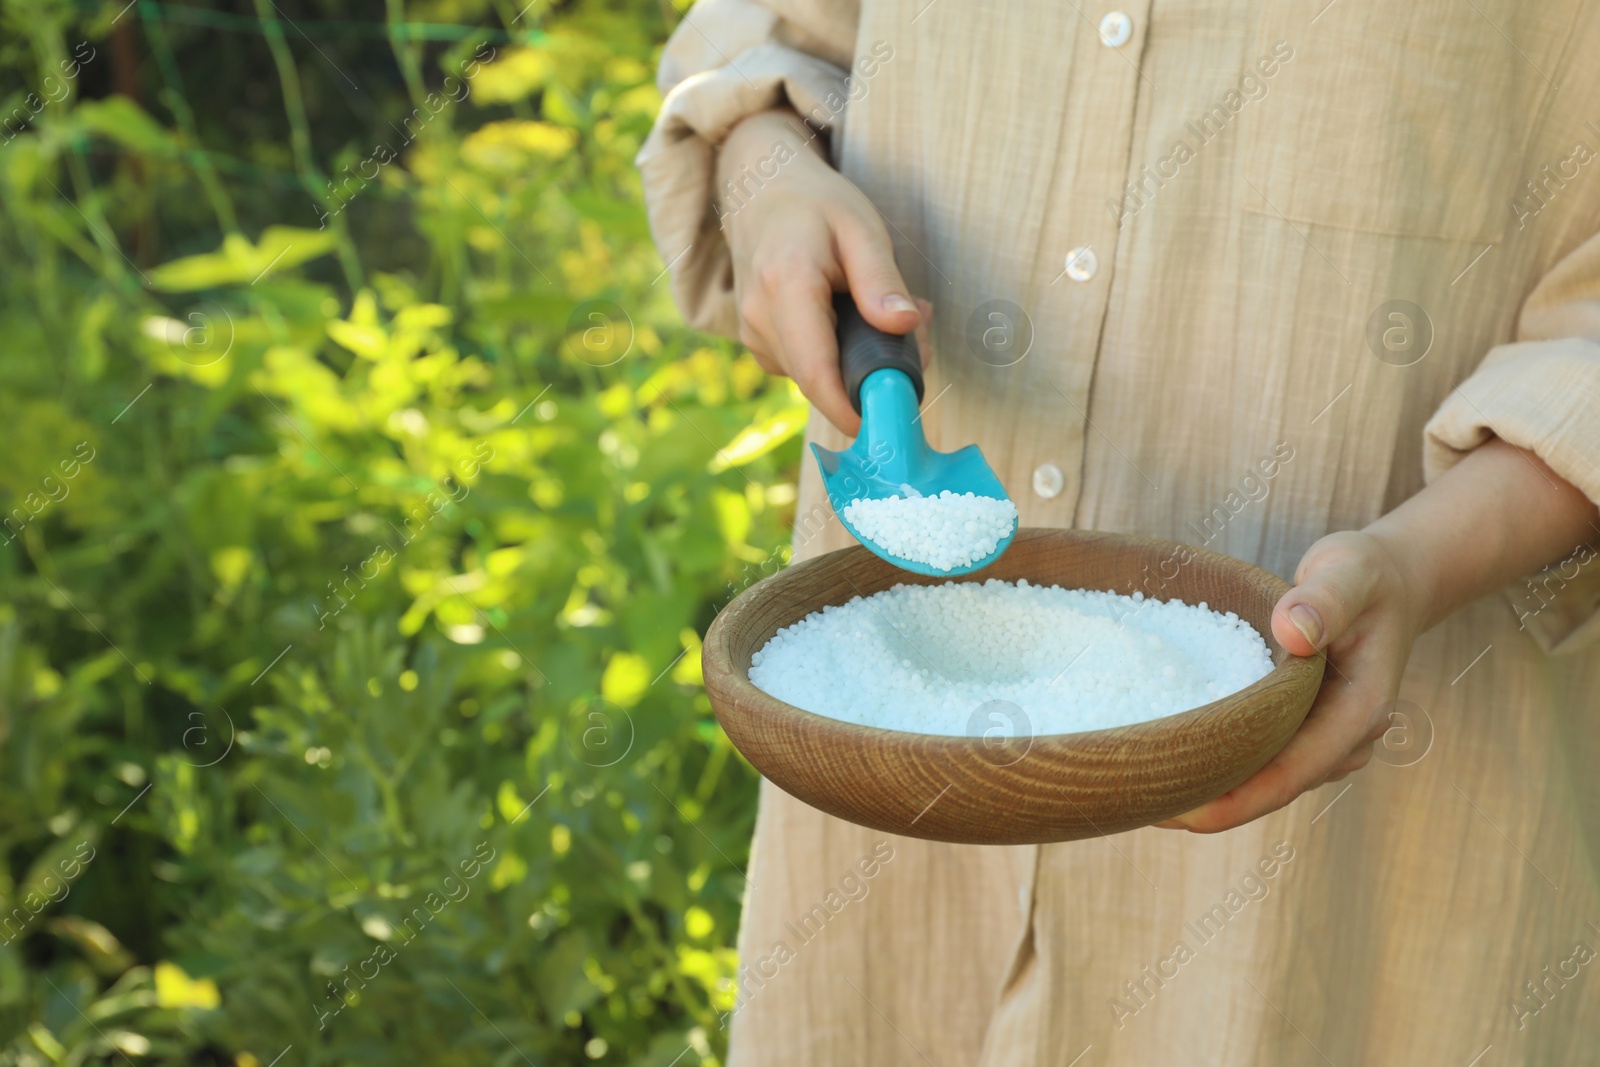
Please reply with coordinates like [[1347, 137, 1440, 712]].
[[636, 35, 850, 337], [1423, 336, 1600, 654]]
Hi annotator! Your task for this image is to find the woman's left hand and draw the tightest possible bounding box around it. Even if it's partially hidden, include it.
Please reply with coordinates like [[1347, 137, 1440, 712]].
[[1158, 529, 1422, 832], [1159, 439, 1595, 833]]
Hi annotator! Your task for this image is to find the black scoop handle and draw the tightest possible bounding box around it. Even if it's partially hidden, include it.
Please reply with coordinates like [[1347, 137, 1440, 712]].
[[835, 292, 923, 415]]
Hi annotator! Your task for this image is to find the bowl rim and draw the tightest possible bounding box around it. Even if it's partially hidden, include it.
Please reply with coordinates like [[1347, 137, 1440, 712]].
[[704, 528, 1326, 750]]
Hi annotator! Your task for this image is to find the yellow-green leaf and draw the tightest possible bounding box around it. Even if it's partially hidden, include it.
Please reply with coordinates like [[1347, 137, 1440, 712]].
[[148, 228, 337, 292], [74, 98, 173, 156], [496, 780, 528, 823], [326, 319, 388, 360], [600, 652, 649, 707], [684, 905, 713, 939], [671, 631, 703, 687], [470, 47, 554, 104], [154, 961, 220, 1010], [710, 403, 809, 473], [462, 120, 577, 171]]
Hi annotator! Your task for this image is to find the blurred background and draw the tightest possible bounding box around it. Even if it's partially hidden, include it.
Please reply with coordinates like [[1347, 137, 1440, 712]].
[[0, 1, 804, 1063]]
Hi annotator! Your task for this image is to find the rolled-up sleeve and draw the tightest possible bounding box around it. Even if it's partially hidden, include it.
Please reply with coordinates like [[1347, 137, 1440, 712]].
[[1424, 232, 1600, 653], [636, 0, 858, 337]]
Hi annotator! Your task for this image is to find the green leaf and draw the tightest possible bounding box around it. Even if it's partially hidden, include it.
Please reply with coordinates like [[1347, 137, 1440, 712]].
[[534, 932, 600, 1018], [73, 98, 174, 156], [147, 228, 338, 292], [600, 651, 650, 707], [709, 401, 809, 472]]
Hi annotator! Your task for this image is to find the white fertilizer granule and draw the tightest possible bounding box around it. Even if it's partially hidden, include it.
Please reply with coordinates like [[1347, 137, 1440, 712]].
[[747, 580, 1275, 736], [842, 491, 1018, 571]]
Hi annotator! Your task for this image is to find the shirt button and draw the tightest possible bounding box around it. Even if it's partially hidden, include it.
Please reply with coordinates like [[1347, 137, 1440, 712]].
[[1099, 11, 1133, 48], [1033, 463, 1064, 499], [1065, 245, 1098, 282]]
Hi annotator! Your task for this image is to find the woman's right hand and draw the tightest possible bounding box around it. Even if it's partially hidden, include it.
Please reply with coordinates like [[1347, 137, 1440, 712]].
[[718, 109, 928, 437]]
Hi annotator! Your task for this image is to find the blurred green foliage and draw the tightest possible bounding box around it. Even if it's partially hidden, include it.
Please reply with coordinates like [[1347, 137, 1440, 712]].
[[0, 1, 805, 1063]]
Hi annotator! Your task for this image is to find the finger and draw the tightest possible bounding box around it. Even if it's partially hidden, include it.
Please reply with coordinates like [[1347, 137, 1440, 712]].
[[770, 279, 860, 436], [1271, 552, 1377, 657], [1161, 669, 1380, 833], [750, 347, 780, 375], [738, 322, 779, 373], [834, 215, 921, 335], [1331, 742, 1375, 778], [736, 282, 781, 369]]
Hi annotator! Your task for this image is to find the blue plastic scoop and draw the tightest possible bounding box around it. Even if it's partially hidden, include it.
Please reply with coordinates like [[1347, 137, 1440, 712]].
[[811, 293, 1016, 576]]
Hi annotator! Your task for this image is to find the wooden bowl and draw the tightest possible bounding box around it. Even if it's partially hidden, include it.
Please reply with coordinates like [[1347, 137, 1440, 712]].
[[703, 528, 1325, 845]]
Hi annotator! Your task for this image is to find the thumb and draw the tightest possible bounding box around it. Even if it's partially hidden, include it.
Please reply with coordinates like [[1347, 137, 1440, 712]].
[[1271, 553, 1373, 657], [835, 218, 921, 335]]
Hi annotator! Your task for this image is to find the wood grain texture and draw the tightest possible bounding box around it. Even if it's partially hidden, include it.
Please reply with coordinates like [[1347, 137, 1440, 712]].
[[703, 528, 1325, 844]]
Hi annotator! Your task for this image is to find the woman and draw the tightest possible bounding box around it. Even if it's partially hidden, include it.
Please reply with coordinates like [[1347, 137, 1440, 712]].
[[638, 1, 1600, 1062]]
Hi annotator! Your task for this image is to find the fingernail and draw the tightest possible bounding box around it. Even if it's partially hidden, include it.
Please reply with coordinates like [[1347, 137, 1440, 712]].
[[882, 294, 916, 314], [1288, 604, 1324, 649], [1156, 811, 1199, 830]]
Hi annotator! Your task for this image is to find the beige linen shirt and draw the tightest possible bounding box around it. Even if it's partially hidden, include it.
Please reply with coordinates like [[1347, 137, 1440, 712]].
[[639, 1, 1600, 1063]]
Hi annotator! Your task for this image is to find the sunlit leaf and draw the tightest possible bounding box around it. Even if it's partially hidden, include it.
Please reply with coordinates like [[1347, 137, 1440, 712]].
[[709, 402, 810, 472], [73, 97, 173, 155], [600, 651, 650, 707], [147, 228, 337, 292], [153, 962, 220, 1010]]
